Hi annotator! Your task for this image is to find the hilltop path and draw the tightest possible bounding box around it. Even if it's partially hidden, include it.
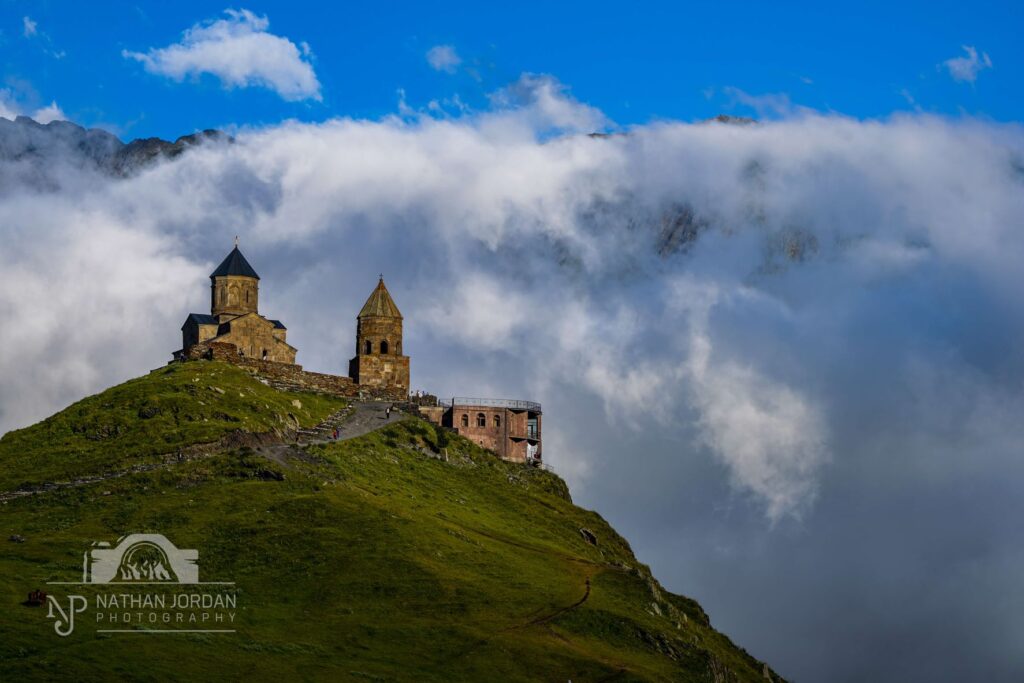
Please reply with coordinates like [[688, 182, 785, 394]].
[[301, 400, 405, 445], [256, 400, 407, 467]]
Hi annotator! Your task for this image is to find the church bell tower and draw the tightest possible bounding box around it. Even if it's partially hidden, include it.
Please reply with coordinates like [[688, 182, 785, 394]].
[[210, 241, 260, 320], [348, 277, 410, 396]]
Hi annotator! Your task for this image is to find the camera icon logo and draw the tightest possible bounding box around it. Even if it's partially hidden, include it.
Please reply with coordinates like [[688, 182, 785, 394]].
[[84, 533, 199, 584]]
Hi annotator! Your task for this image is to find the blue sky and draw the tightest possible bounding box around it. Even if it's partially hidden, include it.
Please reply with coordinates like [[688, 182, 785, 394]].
[[3, 0, 1020, 138]]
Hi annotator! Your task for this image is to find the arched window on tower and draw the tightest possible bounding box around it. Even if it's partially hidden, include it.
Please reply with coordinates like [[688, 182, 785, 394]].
[[494, 415, 501, 429], [364, 339, 372, 355], [381, 340, 389, 355], [477, 413, 486, 427], [461, 414, 469, 427], [396, 341, 402, 354]]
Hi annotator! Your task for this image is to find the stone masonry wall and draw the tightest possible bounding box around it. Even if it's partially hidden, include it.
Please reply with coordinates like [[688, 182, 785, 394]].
[[349, 354, 410, 393], [183, 341, 405, 400]]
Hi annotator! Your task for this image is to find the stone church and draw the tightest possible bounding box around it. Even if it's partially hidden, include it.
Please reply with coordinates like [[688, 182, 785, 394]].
[[176, 244, 542, 464], [176, 244, 410, 397], [178, 245, 297, 364]]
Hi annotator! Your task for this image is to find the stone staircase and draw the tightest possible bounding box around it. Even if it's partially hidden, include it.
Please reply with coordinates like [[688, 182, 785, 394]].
[[295, 400, 406, 447], [296, 405, 355, 445]]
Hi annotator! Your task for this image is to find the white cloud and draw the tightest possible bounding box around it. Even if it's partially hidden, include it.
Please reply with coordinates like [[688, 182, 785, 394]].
[[426, 44, 461, 73], [0, 89, 67, 123], [21, 15, 64, 58], [688, 322, 826, 522], [424, 273, 530, 349], [488, 74, 608, 134], [32, 101, 66, 124], [0, 92, 19, 120], [720, 86, 814, 119], [942, 45, 992, 83], [123, 9, 321, 101]]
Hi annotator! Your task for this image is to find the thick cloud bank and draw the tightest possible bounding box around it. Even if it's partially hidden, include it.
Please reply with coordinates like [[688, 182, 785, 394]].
[[1, 80, 1023, 680]]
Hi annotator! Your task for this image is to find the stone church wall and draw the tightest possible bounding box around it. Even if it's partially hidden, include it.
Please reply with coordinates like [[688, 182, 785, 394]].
[[214, 315, 296, 364]]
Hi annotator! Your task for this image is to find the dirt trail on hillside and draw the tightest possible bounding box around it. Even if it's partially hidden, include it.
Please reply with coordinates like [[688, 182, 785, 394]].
[[452, 571, 635, 679], [527, 577, 591, 626], [0, 401, 405, 502], [311, 401, 400, 443], [257, 401, 404, 467], [448, 570, 595, 661]]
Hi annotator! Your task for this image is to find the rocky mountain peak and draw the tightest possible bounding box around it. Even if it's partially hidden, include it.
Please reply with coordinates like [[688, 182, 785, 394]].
[[0, 116, 231, 189]]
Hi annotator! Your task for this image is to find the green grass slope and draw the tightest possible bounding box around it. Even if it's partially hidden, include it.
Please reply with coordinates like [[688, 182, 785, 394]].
[[0, 362, 347, 492], [0, 362, 783, 682]]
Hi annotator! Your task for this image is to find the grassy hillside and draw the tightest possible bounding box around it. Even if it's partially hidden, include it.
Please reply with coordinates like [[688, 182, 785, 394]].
[[0, 362, 346, 492], [0, 361, 782, 682]]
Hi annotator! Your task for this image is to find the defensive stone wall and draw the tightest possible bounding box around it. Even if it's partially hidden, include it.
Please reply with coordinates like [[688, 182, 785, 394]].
[[182, 341, 405, 400]]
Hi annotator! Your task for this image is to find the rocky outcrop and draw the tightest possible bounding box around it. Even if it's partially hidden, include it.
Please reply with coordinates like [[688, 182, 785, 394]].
[[111, 129, 229, 175], [0, 115, 229, 189], [703, 114, 757, 126]]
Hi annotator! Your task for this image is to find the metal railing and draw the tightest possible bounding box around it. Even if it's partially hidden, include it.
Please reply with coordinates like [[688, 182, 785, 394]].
[[439, 397, 541, 412]]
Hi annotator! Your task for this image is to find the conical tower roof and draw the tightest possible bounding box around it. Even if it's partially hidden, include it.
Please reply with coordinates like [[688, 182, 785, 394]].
[[210, 246, 259, 280], [358, 277, 402, 318]]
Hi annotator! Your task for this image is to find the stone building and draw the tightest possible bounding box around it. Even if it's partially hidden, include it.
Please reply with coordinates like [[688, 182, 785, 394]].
[[423, 398, 542, 464], [176, 245, 297, 364], [348, 277, 410, 395], [175, 247, 546, 464]]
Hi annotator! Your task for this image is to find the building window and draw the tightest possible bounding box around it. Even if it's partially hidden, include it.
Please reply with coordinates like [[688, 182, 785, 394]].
[[461, 414, 469, 427], [494, 415, 501, 428], [245, 290, 249, 303], [364, 339, 372, 355], [476, 413, 486, 427], [381, 340, 389, 355]]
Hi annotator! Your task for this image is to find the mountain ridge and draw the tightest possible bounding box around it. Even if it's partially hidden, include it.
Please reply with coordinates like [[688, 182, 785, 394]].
[[0, 115, 229, 183]]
